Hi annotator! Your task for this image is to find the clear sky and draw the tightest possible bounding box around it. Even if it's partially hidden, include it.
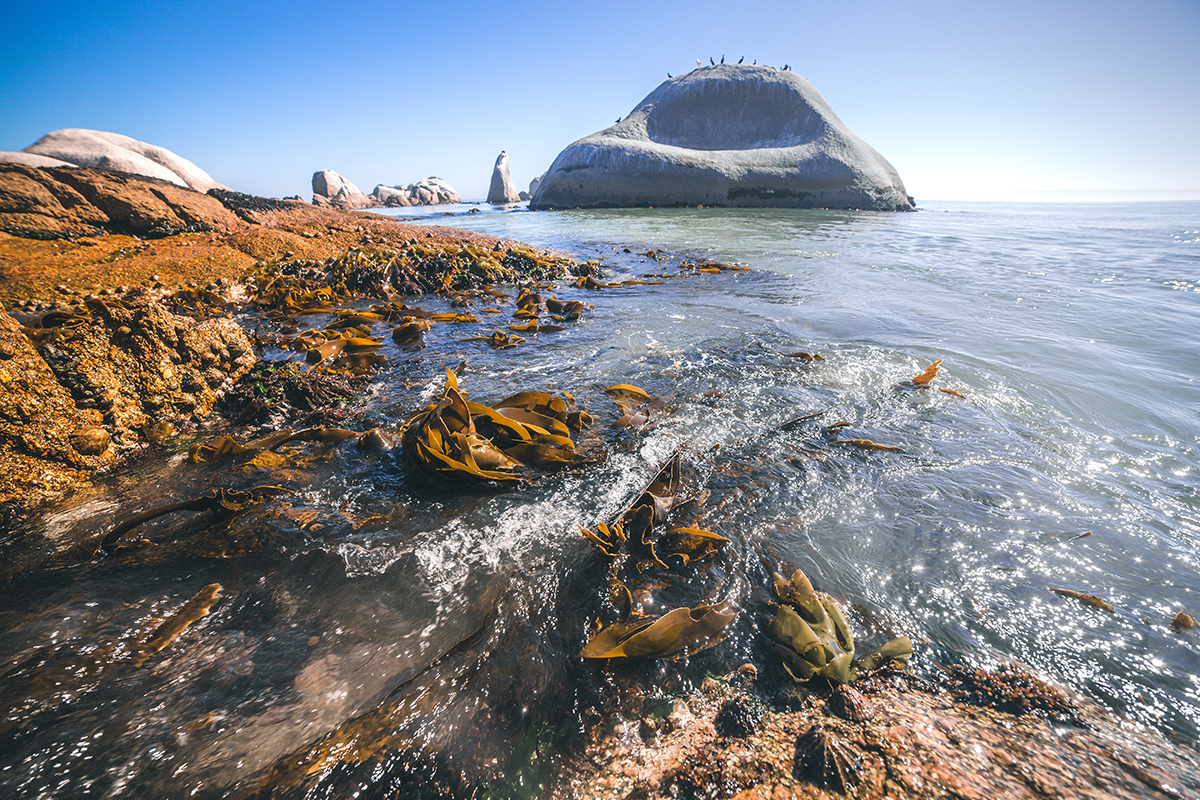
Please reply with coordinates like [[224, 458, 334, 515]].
[[3, 0, 1198, 202]]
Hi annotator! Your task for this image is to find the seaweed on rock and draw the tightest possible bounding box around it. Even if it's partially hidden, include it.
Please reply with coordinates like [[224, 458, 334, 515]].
[[766, 567, 911, 684]]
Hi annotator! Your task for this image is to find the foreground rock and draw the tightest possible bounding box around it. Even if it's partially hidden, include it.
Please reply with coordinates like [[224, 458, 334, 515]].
[[0, 163, 242, 239], [371, 176, 460, 207], [0, 296, 254, 521], [311, 169, 372, 209], [551, 669, 1199, 799], [487, 150, 521, 204], [1, 128, 223, 191], [531, 64, 914, 211], [0, 166, 574, 515]]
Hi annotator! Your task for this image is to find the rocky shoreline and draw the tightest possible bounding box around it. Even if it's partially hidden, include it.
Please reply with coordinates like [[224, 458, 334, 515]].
[[1, 163, 1197, 799], [547, 664, 1199, 799], [0, 163, 573, 521]]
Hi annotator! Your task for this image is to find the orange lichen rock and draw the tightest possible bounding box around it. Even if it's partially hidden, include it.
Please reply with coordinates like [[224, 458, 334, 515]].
[[912, 359, 942, 385]]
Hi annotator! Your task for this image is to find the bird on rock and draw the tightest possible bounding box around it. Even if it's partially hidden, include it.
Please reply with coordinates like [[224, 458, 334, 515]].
[[720, 55, 725, 64], [738, 56, 744, 63], [710, 57, 715, 65]]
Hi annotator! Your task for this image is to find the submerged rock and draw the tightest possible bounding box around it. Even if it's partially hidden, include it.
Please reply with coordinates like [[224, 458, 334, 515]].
[[487, 151, 521, 204], [530, 64, 914, 211], [5, 128, 223, 191]]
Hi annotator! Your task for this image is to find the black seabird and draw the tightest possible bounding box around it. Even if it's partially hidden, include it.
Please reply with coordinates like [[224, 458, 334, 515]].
[[737, 56, 744, 64]]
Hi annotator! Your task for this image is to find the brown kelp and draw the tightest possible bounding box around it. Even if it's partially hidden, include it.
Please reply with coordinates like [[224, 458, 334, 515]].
[[578, 448, 736, 661], [580, 448, 726, 572], [130, 583, 224, 667], [398, 370, 600, 485], [766, 567, 911, 684], [580, 586, 736, 660]]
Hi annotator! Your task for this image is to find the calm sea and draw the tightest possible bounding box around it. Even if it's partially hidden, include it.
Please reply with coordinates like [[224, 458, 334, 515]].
[[1, 200, 1197, 796]]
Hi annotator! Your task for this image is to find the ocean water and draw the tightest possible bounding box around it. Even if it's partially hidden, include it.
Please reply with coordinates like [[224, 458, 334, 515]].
[[1, 200, 1197, 797]]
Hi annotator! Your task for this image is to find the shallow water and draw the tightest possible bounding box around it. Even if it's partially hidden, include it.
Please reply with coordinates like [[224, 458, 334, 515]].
[[2, 201, 1198, 797]]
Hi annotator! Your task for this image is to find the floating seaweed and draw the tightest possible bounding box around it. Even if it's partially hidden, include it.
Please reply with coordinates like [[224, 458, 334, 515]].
[[189, 427, 371, 463], [507, 320, 566, 334], [836, 439, 903, 453], [766, 567, 911, 684], [392, 317, 434, 343], [911, 359, 942, 385], [1052, 588, 1115, 612], [580, 578, 736, 660], [580, 448, 723, 572], [464, 329, 525, 349], [545, 297, 587, 321], [131, 583, 223, 667]]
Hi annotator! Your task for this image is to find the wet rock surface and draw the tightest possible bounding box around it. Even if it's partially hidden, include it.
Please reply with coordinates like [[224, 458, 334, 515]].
[[0, 308, 110, 518], [34, 294, 255, 430], [551, 669, 1200, 799], [0, 294, 254, 516]]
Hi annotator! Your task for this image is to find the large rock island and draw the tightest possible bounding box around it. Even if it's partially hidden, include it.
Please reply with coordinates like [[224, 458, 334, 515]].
[[530, 64, 914, 211]]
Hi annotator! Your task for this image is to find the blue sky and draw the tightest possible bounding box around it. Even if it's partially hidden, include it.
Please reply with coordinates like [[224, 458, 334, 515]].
[[3, 0, 1198, 202]]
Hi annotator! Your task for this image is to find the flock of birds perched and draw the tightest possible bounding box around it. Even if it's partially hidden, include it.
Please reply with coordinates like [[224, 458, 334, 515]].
[[666, 56, 790, 79]]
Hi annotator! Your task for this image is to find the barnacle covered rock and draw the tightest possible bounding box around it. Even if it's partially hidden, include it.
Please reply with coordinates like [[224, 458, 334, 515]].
[[794, 724, 863, 794], [714, 694, 765, 737], [766, 567, 911, 684], [826, 684, 875, 722]]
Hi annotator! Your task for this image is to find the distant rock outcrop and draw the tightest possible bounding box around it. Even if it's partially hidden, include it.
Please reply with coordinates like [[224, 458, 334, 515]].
[[487, 151, 521, 204], [371, 177, 460, 207], [530, 64, 914, 211], [1, 129, 223, 192], [312, 170, 372, 209]]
